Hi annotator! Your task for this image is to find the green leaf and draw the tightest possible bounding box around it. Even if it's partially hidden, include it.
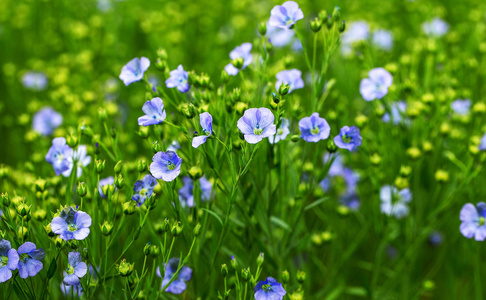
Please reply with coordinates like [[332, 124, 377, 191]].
[[202, 208, 224, 227], [270, 216, 290, 231], [304, 197, 329, 211]]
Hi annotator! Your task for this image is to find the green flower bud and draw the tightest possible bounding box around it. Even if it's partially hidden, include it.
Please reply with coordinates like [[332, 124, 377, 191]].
[[116, 259, 135, 277], [231, 88, 241, 102], [66, 133, 78, 148], [138, 159, 147, 173], [152, 141, 161, 154], [45, 223, 55, 237], [82, 248, 89, 261], [230, 256, 238, 269], [54, 236, 65, 248], [221, 70, 229, 84], [96, 159, 105, 173], [256, 252, 264, 267], [100, 221, 114, 236], [370, 153, 381, 165], [77, 182, 88, 197], [123, 201, 137, 215], [281, 270, 290, 283], [16, 203, 31, 217], [241, 268, 250, 282], [258, 21, 267, 36], [290, 135, 301, 143], [326, 15, 333, 29], [33, 209, 47, 221], [399, 165, 412, 177], [326, 140, 337, 153], [332, 6, 341, 21], [115, 174, 124, 189], [1, 193, 10, 207], [137, 126, 150, 139], [231, 57, 244, 69], [193, 223, 201, 237], [80, 124, 94, 138], [150, 245, 160, 258], [67, 240, 78, 250], [171, 221, 183, 237], [188, 166, 203, 180], [35, 179, 47, 192], [310, 17, 322, 33], [221, 264, 228, 277], [157, 48, 168, 60], [147, 193, 157, 210], [163, 218, 171, 232], [98, 107, 107, 121], [278, 83, 290, 96], [143, 242, 152, 256], [296, 270, 306, 283], [264, 42, 274, 54], [114, 160, 123, 174], [318, 10, 327, 21], [155, 58, 167, 72], [435, 170, 449, 183], [17, 226, 28, 239]]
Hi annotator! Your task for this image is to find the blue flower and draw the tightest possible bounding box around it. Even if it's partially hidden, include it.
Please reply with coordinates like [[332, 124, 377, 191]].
[[156, 258, 192, 294], [268, 1, 304, 30], [275, 69, 304, 94], [299, 113, 330, 142], [340, 194, 360, 211], [22, 71, 47, 91], [380, 185, 412, 218], [269, 118, 290, 144], [150, 151, 182, 182], [178, 176, 212, 207], [382, 101, 406, 125], [33, 107, 62, 136], [45, 137, 73, 176], [165, 65, 190, 93], [167, 140, 181, 152], [254, 277, 286, 300], [51, 207, 92, 241], [372, 30, 393, 51], [480, 133, 486, 151], [428, 231, 443, 247], [334, 126, 362, 151], [340, 21, 369, 55], [423, 18, 449, 37], [138, 97, 167, 126], [17, 242, 44, 279], [63, 252, 87, 286], [320, 154, 360, 195], [0, 239, 19, 283], [267, 23, 295, 47], [451, 99, 471, 116], [99, 176, 114, 198], [192, 112, 213, 148], [61, 283, 82, 297], [224, 43, 253, 76], [119, 57, 150, 86], [237, 108, 276, 144], [132, 174, 158, 206], [63, 145, 91, 178], [360, 68, 393, 101], [460, 203, 486, 241]]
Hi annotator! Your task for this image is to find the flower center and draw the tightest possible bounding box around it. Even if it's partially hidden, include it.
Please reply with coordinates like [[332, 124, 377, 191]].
[[262, 284, 272, 292], [480, 217, 485, 226], [0, 255, 7, 267], [342, 134, 351, 143], [167, 162, 176, 170], [68, 223, 78, 232], [19, 253, 29, 262], [310, 127, 320, 135], [285, 17, 294, 26], [277, 129, 284, 135], [203, 129, 211, 136], [140, 188, 148, 197], [54, 153, 64, 162], [66, 264, 75, 275]]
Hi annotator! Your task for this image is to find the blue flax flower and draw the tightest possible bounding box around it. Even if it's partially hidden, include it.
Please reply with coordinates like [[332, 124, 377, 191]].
[[192, 112, 213, 148], [254, 277, 286, 300], [422, 18, 449, 37], [51, 207, 92, 241], [119, 57, 150, 86], [61, 283, 82, 297], [267, 23, 295, 47], [225, 43, 253, 76], [237, 108, 276, 144], [150, 151, 182, 182], [380, 185, 411, 218], [359, 68, 393, 101], [156, 258, 192, 294], [299, 113, 330, 142], [17, 242, 44, 279], [22, 71, 48, 91], [138, 97, 167, 126], [480, 133, 486, 151], [33, 107, 62, 136], [340, 194, 360, 211], [269, 118, 290, 144], [63, 252, 87, 286], [178, 176, 212, 207], [334, 126, 362, 151], [268, 1, 304, 30], [63, 145, 91, 178], [460, 202, 486, 241], [382, 101, 406, 125], [275, 69, 304, 94], [165, 65, 190, 93], [341, 21, 369, 56], [45, 137, 73, 176], [0, 239, 19, 283], [132, 174, 158, 206], [99, 176, 114, 198], [372, 30, 393, 51], [451, 99, 471, 116]]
